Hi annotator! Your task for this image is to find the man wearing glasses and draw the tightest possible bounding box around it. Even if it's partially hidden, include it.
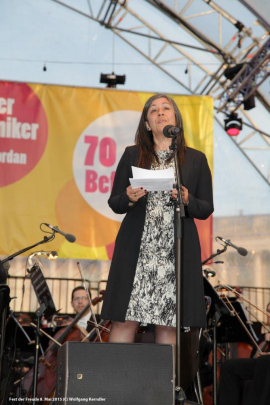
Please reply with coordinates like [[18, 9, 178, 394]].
[[71, 286, 92, 330]]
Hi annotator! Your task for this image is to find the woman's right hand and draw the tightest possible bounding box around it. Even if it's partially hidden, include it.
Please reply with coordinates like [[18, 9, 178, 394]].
[[126, 185, 147, 202]]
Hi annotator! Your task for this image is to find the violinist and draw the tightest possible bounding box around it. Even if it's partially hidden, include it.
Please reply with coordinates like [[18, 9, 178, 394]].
[[71, 286, 91, 329], [70, 286, 101, 333]]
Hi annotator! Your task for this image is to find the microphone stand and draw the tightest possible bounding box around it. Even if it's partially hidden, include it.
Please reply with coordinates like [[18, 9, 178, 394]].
[[201, 245, 227, 265], [0, 234, 55, 403], [1, 233, 55, 266], [169, 136, 186, 404]]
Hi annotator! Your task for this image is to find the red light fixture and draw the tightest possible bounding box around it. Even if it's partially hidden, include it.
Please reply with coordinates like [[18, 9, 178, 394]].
[[224, 113, 242, 136]]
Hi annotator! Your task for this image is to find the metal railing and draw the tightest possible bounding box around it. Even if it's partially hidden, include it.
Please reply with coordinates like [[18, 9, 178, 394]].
[[231, 285, 270, 325], [7, 276, 108, 315], [7, 276, 270, 323]]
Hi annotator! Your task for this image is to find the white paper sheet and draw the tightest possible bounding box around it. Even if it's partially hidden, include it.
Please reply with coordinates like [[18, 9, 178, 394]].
[[129, 166, 174, 191]]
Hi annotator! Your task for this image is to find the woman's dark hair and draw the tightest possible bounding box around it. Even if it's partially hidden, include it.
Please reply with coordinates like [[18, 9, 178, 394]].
[[135, 94, 186, 168]]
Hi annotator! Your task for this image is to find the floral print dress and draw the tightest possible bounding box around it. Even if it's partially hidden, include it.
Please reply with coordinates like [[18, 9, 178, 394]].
[[125, 151, 176, 327]]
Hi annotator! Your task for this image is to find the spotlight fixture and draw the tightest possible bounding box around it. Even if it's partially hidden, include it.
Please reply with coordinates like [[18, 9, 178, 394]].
[[100, 72, 126, 88], [242, 95, 255, 111], [224, 112, 242, 136], [224, 63, 255, 111], [224, 64, 243, 80]]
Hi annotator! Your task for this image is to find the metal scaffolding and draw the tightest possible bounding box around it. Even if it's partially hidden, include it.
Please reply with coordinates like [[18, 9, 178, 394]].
[[53, 0, 270, 184]]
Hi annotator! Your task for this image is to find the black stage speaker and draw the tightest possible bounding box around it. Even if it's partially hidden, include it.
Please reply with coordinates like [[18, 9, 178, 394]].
[[55, 342, 174, 405]]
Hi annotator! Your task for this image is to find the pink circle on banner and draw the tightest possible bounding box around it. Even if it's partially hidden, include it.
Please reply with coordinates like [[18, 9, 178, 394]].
[[0, 82, 48, 187]]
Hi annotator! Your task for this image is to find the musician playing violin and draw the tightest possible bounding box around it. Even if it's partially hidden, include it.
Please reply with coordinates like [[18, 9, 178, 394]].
[[70, 286, 102, 334], [71, 286, 91, 329]]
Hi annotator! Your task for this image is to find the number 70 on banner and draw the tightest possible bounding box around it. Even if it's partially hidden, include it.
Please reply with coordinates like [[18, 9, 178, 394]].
[[84, 135, 116, 193]]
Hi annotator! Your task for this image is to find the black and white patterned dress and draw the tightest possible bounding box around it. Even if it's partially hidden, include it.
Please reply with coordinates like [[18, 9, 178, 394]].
[[125, 150, 176, 327]]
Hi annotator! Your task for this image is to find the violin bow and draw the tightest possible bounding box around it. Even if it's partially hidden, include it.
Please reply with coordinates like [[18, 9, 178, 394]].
[[30, 322, 62, 347], [222, 296, 261, 353], [76, 261, 102, 342], [48, 303, 91, 353], [87, 320, 110, 333], [80, 323, 109, 342], [244, 307, 270, 333], [218, 283, 270, 318]]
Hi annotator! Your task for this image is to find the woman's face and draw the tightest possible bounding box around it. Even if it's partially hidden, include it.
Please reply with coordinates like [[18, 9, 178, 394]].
[[146, 97, 176, 137]]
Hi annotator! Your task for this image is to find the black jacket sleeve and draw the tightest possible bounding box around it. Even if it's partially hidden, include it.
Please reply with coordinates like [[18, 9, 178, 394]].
[[186, 153, 214, 220], [108, 147, 135, 214]]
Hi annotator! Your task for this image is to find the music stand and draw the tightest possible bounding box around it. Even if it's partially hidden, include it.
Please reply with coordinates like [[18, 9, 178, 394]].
[[203, 277, 232, 405], [28, 263, 57, 402]]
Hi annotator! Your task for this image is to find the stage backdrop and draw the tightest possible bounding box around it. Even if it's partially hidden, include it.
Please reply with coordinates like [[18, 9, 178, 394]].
[[0, 81, 213, 262]]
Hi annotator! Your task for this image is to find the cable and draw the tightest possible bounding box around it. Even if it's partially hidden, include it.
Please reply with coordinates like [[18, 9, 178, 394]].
[[0, 57, 222, 66]]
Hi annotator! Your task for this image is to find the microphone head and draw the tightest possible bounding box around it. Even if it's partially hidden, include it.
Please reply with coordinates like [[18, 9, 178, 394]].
[[65, 233, 76, 243], [163, 125, 175, 138], [237, 247, 248, 256]]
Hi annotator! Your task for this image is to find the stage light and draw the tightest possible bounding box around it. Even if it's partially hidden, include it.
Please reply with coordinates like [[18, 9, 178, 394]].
[[243, 95, 255, 111], [224, 64, 255, 111], [100, 72, 126, 88], [224, 64, 243, 80], [224, 113, 242, 136]]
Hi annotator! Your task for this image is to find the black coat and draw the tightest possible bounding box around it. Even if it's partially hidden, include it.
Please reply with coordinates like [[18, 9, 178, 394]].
[[101, 145, 214, 327]]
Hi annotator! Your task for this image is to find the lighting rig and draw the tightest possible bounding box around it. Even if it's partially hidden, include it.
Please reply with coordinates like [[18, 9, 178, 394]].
[[100, 72, 126, 88], [218, 38, 270, 114], [217, 38, 270, 136], [224, 112, 243, 136]]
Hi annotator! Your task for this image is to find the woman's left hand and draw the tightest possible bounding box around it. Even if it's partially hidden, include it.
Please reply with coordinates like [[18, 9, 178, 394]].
[[170, 186, 189, 205]]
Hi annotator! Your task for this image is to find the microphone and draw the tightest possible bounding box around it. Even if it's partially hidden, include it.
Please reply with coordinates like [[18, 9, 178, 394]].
[[163, 125, 181, 138], [216, 236, 248, 256], [44, 223, 76, 243]]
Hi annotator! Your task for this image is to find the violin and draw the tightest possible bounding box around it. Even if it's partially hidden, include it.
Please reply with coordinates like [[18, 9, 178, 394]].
[[91, 319, 111, 342]]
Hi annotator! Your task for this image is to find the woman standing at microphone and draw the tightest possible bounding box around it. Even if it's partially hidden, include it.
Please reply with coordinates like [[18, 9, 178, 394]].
[[101, 94, 213, 345]]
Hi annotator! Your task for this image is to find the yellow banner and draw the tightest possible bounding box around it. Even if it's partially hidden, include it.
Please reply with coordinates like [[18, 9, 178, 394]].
[[0, 82, 213, 261]]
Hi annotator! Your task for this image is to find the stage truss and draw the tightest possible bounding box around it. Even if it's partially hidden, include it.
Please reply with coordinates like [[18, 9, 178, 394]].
[[52, 0, 270, 184]]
